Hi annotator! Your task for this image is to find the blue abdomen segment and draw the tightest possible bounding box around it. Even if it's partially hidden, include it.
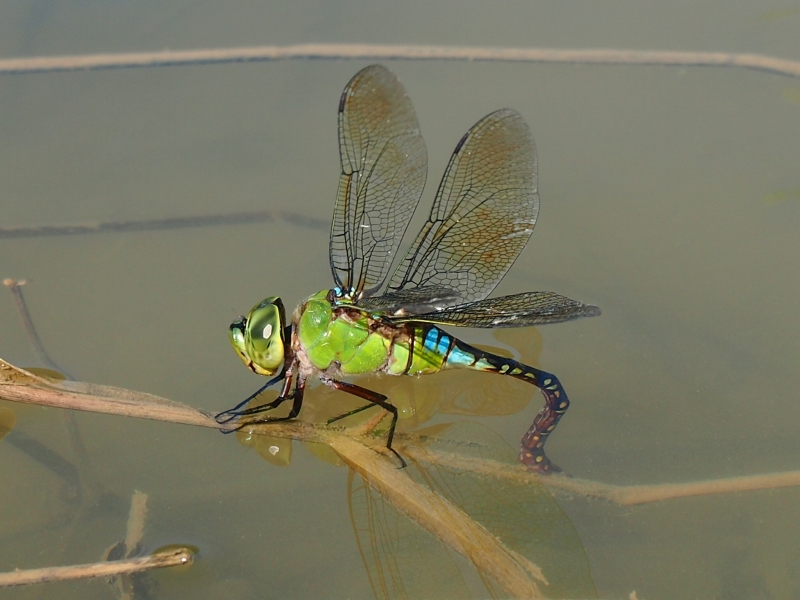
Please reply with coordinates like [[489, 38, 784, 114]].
[[388, 325, 456, 376], [425, 327, 452, 357]]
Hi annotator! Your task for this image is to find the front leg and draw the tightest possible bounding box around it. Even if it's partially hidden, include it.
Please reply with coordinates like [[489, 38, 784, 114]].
[[216, 369, 289, 424], [321, 377, 406, 468], [244, 373, 306, 424], [217, 372, 307, 432]]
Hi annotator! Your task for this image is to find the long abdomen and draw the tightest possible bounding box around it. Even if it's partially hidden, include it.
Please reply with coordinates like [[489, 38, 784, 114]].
[[398, 326, 570, 474]]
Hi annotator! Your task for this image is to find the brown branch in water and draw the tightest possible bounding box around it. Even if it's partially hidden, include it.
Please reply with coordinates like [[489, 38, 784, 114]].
[[0, 44, 799, 78], [6, 358, 800, 594], [0, 373, 222, 430], [409, 448, 800, 505], [542, 471, 800, 506], [330, 434, 547, 598], [0, 547, 193, 588], [0, 210, 327, 240], [0, 358, 330, 441], [3, 358, 800, 507], [0, 360, 544, 595]]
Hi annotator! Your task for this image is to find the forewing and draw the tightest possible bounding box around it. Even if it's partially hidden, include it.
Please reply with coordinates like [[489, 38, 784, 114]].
[[330, 65, 428, 297], [386, 109, 538, 304], [389, 292, 601, 328]]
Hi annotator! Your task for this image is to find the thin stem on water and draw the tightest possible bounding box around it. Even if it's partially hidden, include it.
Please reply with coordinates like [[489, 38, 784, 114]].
[[3, 279, 108, 503], [2, 279, 67, 376], [0, 548, 193, 588], [0, 210, 327, 240], [0, 44, 799, 78]]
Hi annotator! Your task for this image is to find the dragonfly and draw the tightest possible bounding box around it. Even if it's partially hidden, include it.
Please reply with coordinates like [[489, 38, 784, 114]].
[[216, 64, 600, 473]]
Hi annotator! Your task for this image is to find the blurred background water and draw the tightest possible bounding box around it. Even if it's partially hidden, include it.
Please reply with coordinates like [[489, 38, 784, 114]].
[[0, 2, 799, 598]]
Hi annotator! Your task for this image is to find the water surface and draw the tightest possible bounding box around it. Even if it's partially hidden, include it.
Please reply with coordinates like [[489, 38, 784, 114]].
[[1, 2, 799, 598]]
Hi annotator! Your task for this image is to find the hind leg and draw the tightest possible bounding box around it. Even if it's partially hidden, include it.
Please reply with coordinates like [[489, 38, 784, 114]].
[[321, 377, 406, 468]]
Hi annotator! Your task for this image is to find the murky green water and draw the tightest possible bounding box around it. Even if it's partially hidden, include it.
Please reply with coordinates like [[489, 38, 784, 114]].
[[1, 2, 799, 598]]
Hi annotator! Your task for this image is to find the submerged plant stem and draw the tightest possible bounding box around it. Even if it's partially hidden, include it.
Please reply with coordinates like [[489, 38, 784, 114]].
[[400, 445, 800, 505], [124, 491, 148, 557], [0, 210, 327, 240], [2, 279, 103, 503], [2, 280, 65, 374], [542, 471, 800, 506]]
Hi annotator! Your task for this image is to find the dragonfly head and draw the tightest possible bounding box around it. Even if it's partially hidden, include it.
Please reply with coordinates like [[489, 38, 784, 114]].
[[229, 296, 287, 376]]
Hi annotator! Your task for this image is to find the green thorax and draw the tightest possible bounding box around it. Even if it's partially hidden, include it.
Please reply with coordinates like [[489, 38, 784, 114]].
[[294, 290, 394, 375], [293, 290, 452, 377]]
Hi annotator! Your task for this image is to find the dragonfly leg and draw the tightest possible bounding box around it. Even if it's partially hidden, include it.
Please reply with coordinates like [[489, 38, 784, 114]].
[[327, 403, 378, 425], [253, 375, 306, 424], [217, 373, 307, 431], [321, 377, 406, 468], [215, 369, 287, 424]]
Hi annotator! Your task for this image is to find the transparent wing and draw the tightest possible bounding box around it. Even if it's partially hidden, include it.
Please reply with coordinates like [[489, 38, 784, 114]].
[[330, 65, 428, 298], [388, 292, 600, 328], [407, 422, 599, 599], [348, 469, 471, 600], [356, 284, 463, 316], [385, 109, 538, 304]]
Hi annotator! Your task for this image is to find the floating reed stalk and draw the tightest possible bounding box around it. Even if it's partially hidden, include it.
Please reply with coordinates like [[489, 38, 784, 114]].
[[1, 44, 799, 78], [0, 548, 193, 588], [3, 358, 800, 507]]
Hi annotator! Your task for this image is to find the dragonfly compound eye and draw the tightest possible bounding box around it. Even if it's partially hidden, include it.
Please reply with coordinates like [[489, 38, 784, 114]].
[[228, 316, 249, 365], [241, 297, 286, 375]]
